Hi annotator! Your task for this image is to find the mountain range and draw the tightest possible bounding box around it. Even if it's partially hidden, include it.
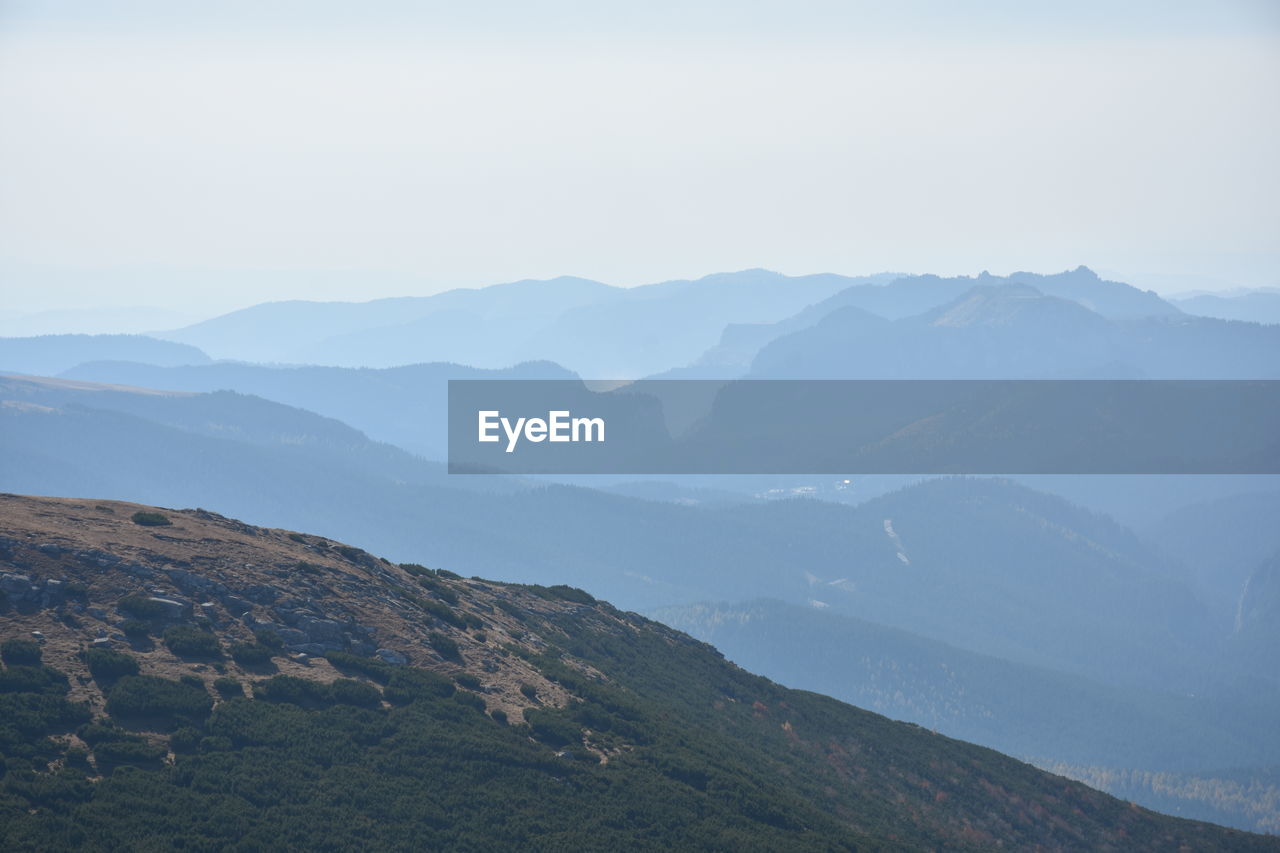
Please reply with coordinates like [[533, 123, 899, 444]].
[[0, 335, 209, 378], [3, 265, 1278, 840], [1173, 290, 1280, 325], [157, 270, 902, 376], [749, 283, 1279, 380]]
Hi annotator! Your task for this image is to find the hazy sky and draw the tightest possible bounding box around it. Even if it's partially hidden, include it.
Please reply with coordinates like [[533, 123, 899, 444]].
[[1, 1, 1278, 320]]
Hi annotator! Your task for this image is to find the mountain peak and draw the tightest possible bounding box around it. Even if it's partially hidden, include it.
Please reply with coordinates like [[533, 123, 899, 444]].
[[926, 283, 1100, 328]]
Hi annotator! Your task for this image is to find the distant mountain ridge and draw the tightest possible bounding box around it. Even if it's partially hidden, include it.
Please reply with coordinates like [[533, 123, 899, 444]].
[[158, 276, 613, 364], [60, 359, 577, 459], [1, 267, 1186, 381], [0, 375, 1219, 692], [1173, 291, 1280, 325], [749, 283, 1278, 379], [0, 334, 209, 377], [158, 270, 902, 375], [680, 267, 1182, 377]]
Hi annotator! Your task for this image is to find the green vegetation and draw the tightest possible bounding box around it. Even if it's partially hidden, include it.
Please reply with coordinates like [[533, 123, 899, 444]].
[[117, 594, 166, 619], [8, 605, 1260, 853], [528, 584, 597, 605], [105, 675, 212, 725], [169, 726, 203, 753], [452, 690, 486, 712], [427, 631, 461, 662], [84, 648, 139, 682], [93, 738, 166, 767], [119, 619, 151, 639], [129, 510, 171, 527], [523, 706, 580, 747], [329, 679, 382, 708], [162, 624, 222, 658], [253, 628, 285, 650], [383, 668, 454, 705], [0, 664, 70, 696], [0, 556, 1274, 850], [419, 597, 464, 628], [324, 650, 393, 682], [254, 675, 334, 708], [229, 643, 273, 666], [1, 639, 42, 666], [213, 677, 244, 698]]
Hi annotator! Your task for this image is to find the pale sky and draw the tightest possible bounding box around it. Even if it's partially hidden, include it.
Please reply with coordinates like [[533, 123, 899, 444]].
[[1, 1, 1278, 320]]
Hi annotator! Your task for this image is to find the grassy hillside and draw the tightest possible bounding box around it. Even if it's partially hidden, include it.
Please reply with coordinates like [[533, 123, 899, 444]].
[[1, 494, 1275, 850]]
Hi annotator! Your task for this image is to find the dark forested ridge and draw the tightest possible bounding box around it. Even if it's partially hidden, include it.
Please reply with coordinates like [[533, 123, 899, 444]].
[[1, 494, 1275, 851]]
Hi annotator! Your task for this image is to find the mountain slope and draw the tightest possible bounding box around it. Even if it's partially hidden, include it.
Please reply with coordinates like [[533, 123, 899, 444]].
[[160, 270, 894, 376], [680, 267, 1179, 377], [651, 599, 1253, 771], [1234, 549, 1280, 686], [715, 477, 1217, 692], [4, 379, 1278, 833], [513, 270, 893, 377], [652, 599, 1280, 833], [0, 335, 209, 376], [0, 377, 1221, 692], [159, 276, 616, 364], [60, 359, 577, 460], [1, 494, 1275, 851], [1174, 291, 1280, 325], [1141, 490, 1280, 625], [750, 283, 1280, 379]]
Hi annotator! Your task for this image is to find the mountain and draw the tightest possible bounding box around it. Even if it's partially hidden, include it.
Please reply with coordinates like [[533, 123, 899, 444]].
[[651, 599, 1280, 833], [0, 335, 209, 377], [1141, 490, 1280, 626], [651, 598, 1257, 767], [292, 276, 623, 369], [750, 283, 1280, 379], [1005, 267, 1181, 319], [160, 276, 616, 365], [1233, 550, 1280, 686], [509, 270, 897, 377], [160, 270, 897, 376], [4, 376, 1278, 832], [680, 267, 1180, 377], [1173, 291, 1280, 325], [0, 377, 1219, 692], [1, 494, 1275, 851], [723, 477, 1217, 692], [60, 360, 578, 460]]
